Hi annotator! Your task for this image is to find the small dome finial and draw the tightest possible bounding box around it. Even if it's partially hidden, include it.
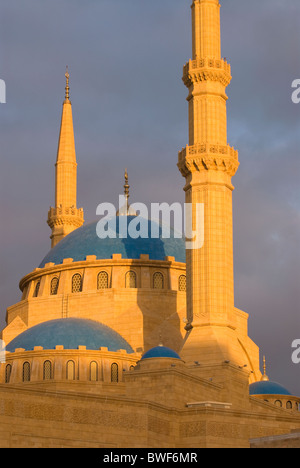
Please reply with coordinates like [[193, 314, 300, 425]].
[[124, 168, 130, 210], [65, 65, 70, 101], [117, 169, 136, 216], [261, 355, 269, 381]]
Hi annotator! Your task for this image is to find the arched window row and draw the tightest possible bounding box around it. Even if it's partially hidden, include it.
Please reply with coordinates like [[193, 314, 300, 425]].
[[30, 271, 186, 296], [5, 361, 126, 384]]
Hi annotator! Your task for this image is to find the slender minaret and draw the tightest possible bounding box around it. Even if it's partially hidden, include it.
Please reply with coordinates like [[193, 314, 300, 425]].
[[178, 0, 241, 364], [47, 67, 84, 247]]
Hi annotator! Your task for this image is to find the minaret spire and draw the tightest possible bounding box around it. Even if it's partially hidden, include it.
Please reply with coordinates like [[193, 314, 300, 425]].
[[47, 68, 84, 248], [178, 0, 240, 365]]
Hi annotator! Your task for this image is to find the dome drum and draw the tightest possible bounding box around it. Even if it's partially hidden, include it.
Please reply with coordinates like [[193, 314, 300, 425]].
[[1, 347, 139, 385], [19, 255, 186, 298], [249, 381, 300, 413], [1, 318, 139, 385], [4, 258, 187, 356]]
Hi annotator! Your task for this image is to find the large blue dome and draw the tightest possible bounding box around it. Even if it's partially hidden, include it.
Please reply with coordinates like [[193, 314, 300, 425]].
[[39, 216, 186, 268], [6, 318, 134, 353], [249, 380, 292, 396]]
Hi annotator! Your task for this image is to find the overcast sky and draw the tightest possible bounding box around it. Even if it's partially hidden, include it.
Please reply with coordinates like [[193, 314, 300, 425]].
[[0, 0, 299, 395]]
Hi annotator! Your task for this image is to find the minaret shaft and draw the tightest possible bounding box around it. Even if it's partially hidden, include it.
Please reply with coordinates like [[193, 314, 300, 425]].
[[192, 0, 221, 60], [178, 0, 239, 353]]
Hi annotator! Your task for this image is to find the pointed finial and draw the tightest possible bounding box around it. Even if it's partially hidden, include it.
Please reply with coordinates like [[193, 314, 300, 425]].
[[158, 333, 163, 347], [124, 168, 130, 211], [116, 169, 137, 217], [261, 356, 269, 381], [65, 66, 70, 101]]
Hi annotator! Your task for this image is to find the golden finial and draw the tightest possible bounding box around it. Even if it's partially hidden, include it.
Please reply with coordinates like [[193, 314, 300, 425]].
[[117, 169, 136, 216], [65, 66, 70, 101], [261, 356, 269, 381]]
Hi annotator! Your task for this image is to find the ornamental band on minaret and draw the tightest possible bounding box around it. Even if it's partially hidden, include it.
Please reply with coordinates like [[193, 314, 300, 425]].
[[178, 0, 244, 365], [47, 67, 84, 248]]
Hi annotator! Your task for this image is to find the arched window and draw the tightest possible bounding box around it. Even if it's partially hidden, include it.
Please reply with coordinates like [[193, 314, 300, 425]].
[[33, 281, 41, 297], [23, 362, 31, 382], [50, 277, 59, 295], [97, 271, 109, 290], [66, 360, 75, 380], [125, 271, 137, 289], [111, 363, 119, 383], [43, 360, 52, 380], [286, 401, 293, 410], [153, 272, 164, 289], [129, 365, 135, 371], [5, 364, 12, 383], [72, 274, 82, 293], [178, 275, 186, 292], [90, 361, 98, 381], [275, 400, 282, 408]]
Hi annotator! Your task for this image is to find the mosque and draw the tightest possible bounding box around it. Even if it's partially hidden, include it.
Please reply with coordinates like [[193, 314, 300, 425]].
[[0, 0, 299, 448]]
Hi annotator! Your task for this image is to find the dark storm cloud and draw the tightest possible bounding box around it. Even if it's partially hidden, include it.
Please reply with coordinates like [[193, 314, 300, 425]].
[[0, 1, 299, 393]]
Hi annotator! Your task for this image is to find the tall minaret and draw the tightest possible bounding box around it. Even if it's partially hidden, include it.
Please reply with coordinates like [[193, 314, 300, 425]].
[[178, 0, 241, 364], [47, 68, 84, 248]]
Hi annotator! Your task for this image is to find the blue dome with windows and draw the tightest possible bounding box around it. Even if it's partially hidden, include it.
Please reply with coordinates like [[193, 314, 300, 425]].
[[39, 216, 186, 268], [141, 345, 181, 360], [249, 380, 292, 396], [6, 318, 134, 354]]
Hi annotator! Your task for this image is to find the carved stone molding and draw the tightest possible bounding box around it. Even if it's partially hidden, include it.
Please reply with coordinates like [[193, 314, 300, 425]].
[[178, 143, 239, 177], [47, 207, 84, 229], [183, 58, 232, 88]]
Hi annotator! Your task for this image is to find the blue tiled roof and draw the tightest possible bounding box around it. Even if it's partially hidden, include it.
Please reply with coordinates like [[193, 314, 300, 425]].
[[141, 346, 181, 360], [39, 216, 186, 268], [249, 380, 292, 396], [6, 318, 134, 353]]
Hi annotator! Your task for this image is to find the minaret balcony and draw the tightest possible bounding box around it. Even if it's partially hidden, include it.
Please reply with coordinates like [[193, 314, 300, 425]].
[[47, 206, 84, 229], [178, 142, 239, 178], [183, 58, 231, 88]]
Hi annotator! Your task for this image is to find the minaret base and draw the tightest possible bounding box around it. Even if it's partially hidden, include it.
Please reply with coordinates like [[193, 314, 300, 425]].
[[180, 321, 261, 383]]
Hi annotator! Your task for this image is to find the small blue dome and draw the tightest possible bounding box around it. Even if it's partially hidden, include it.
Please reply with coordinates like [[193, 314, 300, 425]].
[[39, 216, 186, 268], [6, 318, 134, 354], [141, 346, 181, 360], [249, 380, 292, 396]]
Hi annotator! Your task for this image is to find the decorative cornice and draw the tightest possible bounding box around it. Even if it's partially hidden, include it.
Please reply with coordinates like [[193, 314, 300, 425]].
[[47, 206, 84, 229], [178, 143, 239, 178], [183, 58, 231, 88]]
